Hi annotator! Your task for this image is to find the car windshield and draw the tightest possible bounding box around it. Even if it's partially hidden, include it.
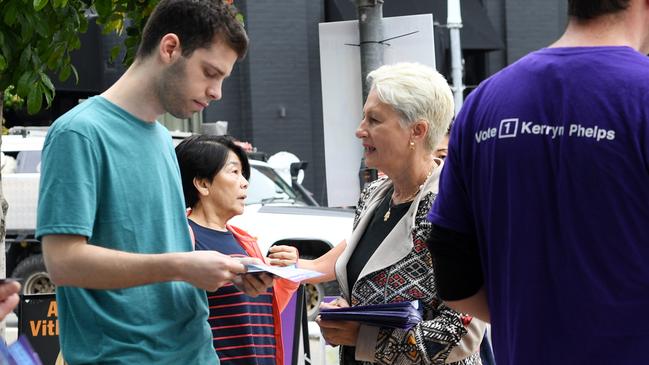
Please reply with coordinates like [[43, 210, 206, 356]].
[[246, 165, 306, 205]]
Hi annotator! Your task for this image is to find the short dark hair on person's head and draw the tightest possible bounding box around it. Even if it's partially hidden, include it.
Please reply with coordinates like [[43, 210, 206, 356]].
[[568, 0, 630, 20], [175, 134, 251, 208], [136, 0, 248, 60]]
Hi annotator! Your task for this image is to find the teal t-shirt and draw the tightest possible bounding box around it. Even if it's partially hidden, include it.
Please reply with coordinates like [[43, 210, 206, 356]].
[[36, 96, 218, 364]]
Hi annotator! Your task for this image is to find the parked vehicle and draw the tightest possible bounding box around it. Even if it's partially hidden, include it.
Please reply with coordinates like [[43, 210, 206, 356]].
[[2, 128, 353, 319], [230, 160, 352, 318]]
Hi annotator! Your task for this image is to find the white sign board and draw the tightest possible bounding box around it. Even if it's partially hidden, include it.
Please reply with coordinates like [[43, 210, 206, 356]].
[[319, 14, 436, 207]]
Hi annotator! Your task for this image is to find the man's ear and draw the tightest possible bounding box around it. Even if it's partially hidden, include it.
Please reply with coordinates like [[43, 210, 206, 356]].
[[193, 177, 210, 196], [158, 33, 182, 64]]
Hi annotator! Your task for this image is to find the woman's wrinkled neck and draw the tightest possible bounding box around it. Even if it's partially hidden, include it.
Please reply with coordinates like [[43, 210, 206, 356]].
[[188, 202, 229, 232]]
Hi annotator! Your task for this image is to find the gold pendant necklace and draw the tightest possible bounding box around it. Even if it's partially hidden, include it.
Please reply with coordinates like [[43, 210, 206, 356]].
[[383, 165, 435, 222], [383, 189, 419, 222], [383, 208, 391, 221]]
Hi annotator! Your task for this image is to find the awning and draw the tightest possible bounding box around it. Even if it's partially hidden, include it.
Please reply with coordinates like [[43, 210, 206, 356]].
[[324, 0, 504, 51]]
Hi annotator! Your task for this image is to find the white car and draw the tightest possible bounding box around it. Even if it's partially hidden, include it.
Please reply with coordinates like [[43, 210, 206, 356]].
[[2, 128, 353, 319]]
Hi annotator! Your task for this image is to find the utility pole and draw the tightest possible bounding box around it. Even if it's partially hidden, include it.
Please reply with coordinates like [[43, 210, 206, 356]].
[[448, 0, 464, 116], [356, 0, 384, 102], [355, 0, 384, 187]]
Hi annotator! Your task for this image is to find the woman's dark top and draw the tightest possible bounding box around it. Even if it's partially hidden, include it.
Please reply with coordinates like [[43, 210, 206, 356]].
[[346, 187, 413, 293]]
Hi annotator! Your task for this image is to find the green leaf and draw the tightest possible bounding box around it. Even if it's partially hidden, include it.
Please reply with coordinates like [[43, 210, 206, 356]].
[[0, 55, 6, 72], [30, 52, 42, 68], [235, 13, 244, 26], [3, 4, 18, 26], [16, 71, 34, 97], [39, 71, 54, 92], [46, 44, 65, 69], [21, 17, 35, 42], [59, 63, 71, 82], [33, 0, 48, 11], [0, 38, 11, 65], [109, 45, 121, 62], [109, 12, 123, 22], [103, 19, 122, 34], [70, 35, 81, 49], [94, 0, 112, 18], [40, 83, 53, 106], [26, 85, 42, 115], [19, 46, 33, 68], [78, 12, 88, 32], [71, 64, 79, 83], [70, 6, 80, 27], [32, 17, 49, 37], [52, 0, 64, 8]]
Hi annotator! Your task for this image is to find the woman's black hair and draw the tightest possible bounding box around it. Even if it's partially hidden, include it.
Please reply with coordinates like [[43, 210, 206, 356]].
[[175, 134, 250, 208]]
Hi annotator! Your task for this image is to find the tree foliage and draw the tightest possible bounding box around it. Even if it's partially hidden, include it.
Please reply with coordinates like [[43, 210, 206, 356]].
[[0, 0, 161, 116], [0, 0, 243, 116], [0, 0, 89, 114]]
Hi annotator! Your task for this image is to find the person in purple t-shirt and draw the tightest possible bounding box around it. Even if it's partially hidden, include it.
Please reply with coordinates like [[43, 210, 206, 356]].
[[426, 1, 649, 364]]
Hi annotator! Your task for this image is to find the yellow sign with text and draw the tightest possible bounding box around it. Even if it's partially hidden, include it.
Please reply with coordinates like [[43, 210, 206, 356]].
[[20, 294, 63, 365], [29, 301, 59, 337]]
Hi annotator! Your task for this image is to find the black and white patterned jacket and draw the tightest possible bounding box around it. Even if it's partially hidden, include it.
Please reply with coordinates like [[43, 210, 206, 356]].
[[334, 160, 485, 365]]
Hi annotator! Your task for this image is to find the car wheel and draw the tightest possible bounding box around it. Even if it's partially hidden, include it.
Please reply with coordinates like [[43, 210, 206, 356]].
[[303, 282, 324, 321], [12, 254, 56, 295]]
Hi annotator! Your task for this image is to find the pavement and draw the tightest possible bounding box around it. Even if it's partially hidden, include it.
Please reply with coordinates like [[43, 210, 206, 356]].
[[308, 321, 340, 365]]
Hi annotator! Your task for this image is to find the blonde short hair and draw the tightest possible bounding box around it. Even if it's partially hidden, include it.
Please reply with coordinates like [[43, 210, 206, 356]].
[[367, 62, 454, 151]]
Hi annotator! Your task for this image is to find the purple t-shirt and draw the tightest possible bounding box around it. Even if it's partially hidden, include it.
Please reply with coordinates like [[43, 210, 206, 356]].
[[429, 47, 649, 365]]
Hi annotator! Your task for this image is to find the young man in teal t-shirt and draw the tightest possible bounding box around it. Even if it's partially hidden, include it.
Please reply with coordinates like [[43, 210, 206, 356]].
[[36, 1, 271, 363]]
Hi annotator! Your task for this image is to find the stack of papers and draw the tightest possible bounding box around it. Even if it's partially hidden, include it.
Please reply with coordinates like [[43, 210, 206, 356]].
[[245, 263, 324, 282], [319, 300, 423, 330], [0, 336, 42, 365]]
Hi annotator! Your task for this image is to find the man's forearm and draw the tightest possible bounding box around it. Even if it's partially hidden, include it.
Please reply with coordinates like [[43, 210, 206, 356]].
[[43, 235, 185, 289], [426, 224, 490, 321]]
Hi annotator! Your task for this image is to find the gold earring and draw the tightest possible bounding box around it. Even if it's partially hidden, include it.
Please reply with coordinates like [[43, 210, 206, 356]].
[[409, 140, 415, 150]]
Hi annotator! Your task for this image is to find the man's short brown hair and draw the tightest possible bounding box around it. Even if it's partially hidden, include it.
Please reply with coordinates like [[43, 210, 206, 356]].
[[137, 0, 248, 60], [568, 0, 631, 20]]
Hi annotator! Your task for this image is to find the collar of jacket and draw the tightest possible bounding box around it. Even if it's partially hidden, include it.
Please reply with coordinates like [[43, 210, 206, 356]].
[[336, 158, 444, 300]]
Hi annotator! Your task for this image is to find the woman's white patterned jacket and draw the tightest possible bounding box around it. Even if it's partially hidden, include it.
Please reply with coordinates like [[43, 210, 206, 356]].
[[334, 159, 486, 365]]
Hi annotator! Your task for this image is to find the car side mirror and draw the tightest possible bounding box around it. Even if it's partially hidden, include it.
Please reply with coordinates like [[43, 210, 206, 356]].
[[290, 161, 308, 183], [289, 162, 319, 206]]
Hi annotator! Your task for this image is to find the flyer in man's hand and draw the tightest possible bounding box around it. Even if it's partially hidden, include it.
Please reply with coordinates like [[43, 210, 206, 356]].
[[245, 263, 323, 282]]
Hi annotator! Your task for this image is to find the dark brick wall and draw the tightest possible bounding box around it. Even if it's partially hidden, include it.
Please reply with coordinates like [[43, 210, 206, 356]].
[[203, 0, 328, 204], [504, 0, 568, 62], [202, 61, 248, 139], [483, 0, 568, 76]]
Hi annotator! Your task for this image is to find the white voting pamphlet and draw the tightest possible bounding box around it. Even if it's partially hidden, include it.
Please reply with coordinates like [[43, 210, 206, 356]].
[[245, 264, 323, 282]]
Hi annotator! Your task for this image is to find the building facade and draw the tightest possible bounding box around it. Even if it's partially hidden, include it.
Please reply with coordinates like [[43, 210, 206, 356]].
[[8, 0, 569, 205]]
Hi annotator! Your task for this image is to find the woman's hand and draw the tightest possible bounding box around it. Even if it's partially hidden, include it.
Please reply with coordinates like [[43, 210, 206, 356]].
[[268, 245, 298, 267], [232, 272, 274, 297], [231, 257, 274, 296], [319, 296, 349, 309], [316, 297, 360, 347]]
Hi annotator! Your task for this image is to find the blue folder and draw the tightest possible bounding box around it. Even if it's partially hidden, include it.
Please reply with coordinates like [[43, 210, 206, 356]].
[[319, 300, 423, 330]]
